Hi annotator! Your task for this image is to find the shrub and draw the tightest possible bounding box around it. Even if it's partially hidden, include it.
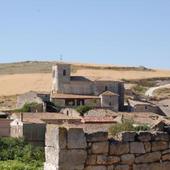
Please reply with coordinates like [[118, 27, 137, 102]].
[[109, 119, 135, 137], [15, 102, 39, 112], [0, 160, 43, 170], [132, 85, 147, 94], [0, 137, 44, 169], [76, 105, 92, 116], [109, 119, 150, 137]]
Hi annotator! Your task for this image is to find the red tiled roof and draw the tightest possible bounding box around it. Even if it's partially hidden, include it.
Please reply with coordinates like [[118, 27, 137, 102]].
[[82, 116, 117, 123]]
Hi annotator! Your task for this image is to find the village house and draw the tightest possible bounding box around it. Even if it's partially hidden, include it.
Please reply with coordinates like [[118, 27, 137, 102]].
[[51, 63, 124, 111], [127, 99, 165, 116]]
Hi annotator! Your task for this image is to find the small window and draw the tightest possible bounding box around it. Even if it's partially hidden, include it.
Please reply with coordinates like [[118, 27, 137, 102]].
[[109, 102, 112, 106], [145, 106, 148, 110], [63, 69, 66, 76], [105, 86, 108, 91]]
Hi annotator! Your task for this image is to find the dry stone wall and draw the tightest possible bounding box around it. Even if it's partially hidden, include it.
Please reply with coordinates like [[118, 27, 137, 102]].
[[44, 125, 170, 170]]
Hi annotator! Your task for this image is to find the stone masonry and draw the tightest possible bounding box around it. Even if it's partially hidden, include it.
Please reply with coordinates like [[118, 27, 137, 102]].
[[44, 125, 170, 170]]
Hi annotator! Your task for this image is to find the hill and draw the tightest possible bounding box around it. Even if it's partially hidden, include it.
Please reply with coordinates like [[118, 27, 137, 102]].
[[0, 61, 169, 96]]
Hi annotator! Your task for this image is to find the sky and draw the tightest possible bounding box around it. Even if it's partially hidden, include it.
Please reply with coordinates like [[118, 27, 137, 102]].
[[0, 0, 170, 68]]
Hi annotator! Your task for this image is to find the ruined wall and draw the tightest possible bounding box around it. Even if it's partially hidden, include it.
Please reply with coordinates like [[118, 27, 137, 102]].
[[44, 125, 170, 170]]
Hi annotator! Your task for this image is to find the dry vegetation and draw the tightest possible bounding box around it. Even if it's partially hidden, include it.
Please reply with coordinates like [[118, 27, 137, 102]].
[[154, 88, 170, 99], [0, 61, 170, 97]]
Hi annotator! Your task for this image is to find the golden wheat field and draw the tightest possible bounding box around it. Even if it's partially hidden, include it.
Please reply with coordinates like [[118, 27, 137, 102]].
[[0, 67, 170, 96]]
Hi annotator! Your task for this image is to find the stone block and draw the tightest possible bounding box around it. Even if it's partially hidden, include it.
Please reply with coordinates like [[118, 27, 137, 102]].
[[97, 155, 108, 165], [162, 149, 170, 155], [44, 162, 58, 170], [143, 142, 151, 153], [133, 164, 150, 170], [59, 149, 87, 169], [152, 141, 168, 151], [107, 156, 120, 164], [130, 142, 145, 154], [85, 166, 107, 170], [153, 132, 169, 141], [162, 153, 170, 161], [107, 165, 114, 170], [86, 132, 108, 142], [68, 128, 87, 149], [121, 154, 135, 164], [86, 155, 97, 165], [115, 164, 129, 170], [119, 131, 136, 142], [135, 151, 161, 163], [45, 125, 67, 149], [92, 142, 109, 154], [110, 142, 129, 155], [162, 161, 170, 169], [45, 147, 58, 166], [137, 132, 152, 142]]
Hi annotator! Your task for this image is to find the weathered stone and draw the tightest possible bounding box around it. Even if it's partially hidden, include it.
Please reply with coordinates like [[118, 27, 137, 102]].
[[68, 128, 87, 149], [135, 151, 161, 163], [121, 154, 135, 164], [110, 142, 129, 155], [45, 125, 67, 149], [97, 155, 108, 165], [96, 155, 120, 165], [152, 141, 168, 151], [162, 153, 170, 161], [119, 131, 136, 142], [86, 155, 97, 165], [130, 142, 145, 154], [45, 147, 58, 166], [115, 164, 129, 170], [107, 156, 120, 164], [162, 149, 170, 155], [92, 142, 109, 154], [153, 131, 169, 141], [148, 163, 163, 170], [44, 162, 58, 170], [134, 162, 170, 170], [162, 161, 170, 170], [85, 166, 107, 170], [59, 149, 87, 169], [86, 132, 108, 142], [107, 165, 114, 170], [133, 164, 150, 170], [144, 142, 151, 152], [137, 132, 152, 142]]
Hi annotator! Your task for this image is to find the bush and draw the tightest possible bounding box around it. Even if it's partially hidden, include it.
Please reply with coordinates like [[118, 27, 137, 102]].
[[0, 137, 44, 169], [76, 105, 92, 116], [15, 102, 39, 112], [109, 119, 135, 137], [132, 85, 147, 94], [109, 119, 150, 137], [0, 160, 43, 170]]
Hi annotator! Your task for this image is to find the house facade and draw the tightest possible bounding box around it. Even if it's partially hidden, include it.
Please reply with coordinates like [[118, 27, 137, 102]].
[[51, 63, 124, 111]]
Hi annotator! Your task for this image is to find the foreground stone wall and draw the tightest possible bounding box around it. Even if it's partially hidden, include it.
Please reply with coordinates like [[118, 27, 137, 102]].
[[44, 125, 170, 170]]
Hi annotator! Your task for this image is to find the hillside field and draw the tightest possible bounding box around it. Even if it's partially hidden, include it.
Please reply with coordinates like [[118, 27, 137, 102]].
[[0, 61, 170, 96]]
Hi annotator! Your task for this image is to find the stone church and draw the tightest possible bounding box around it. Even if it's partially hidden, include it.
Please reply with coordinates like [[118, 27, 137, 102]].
[[51, 63, 124, 111]]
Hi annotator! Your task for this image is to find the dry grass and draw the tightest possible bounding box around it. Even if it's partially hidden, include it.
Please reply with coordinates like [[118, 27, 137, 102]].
[[0, 61, 169, 96], [154, 88, 170, 99]]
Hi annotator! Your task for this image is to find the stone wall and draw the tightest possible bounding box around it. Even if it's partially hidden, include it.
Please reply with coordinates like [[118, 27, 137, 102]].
[[44, 125, 170, 170]]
